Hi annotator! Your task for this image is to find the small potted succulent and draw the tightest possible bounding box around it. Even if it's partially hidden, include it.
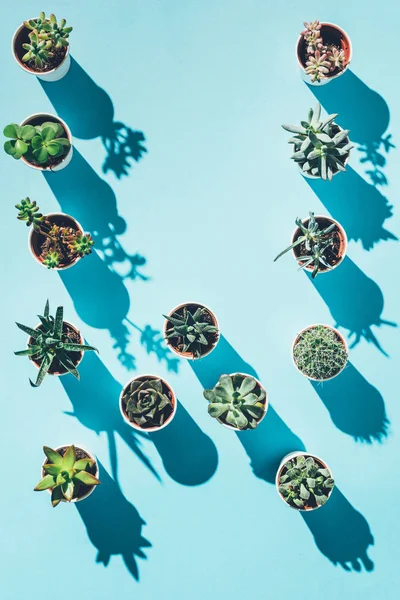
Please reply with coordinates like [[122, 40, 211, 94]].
[[282, 102, 353, 180], [163, 302, 220, 359], [12, 12, 72, 82], [120, 375, 177, 431], [292, 324, 348, 381], [16, 197, 94, 270], [34, 444, 100, 507], [15, 300, 98, 387], [296, 20, 352, 85], [203, 373, 268, 430], [274, 212, 347, 278], [3, 113, 72, 171], [276, 452, 334, 510]]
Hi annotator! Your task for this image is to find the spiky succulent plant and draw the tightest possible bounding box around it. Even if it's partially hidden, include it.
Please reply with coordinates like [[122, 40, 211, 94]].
[[121, 378, 173, 428], [15, 300, 98, 387], [278, 454, 334, 509], [23, 13, 72, 67], [34, 445, 100, 507], [293, 325, 348, 380], [164, 305, 219, 358], [4, 121, 70, 165], [282, 103, 353, 180], [300, 20, 346, 83], [204, 374, 266, 430], [274, 212, 337, 278]]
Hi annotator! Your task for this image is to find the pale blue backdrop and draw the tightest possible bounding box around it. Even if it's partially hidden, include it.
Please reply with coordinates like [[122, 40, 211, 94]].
[[1, 1, 399, 598]]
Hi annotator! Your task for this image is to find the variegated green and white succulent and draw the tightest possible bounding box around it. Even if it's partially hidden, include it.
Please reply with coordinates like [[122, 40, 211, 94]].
[[278, 454, 334, 509]]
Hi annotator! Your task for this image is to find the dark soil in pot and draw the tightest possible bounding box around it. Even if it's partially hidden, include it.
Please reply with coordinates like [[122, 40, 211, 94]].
[[297, 23, 351, 78], [14, 25, 67, 72], [278, 456, 330, 510], [29, 322, 82, 375], [166, 303, 219, 358], [293, 216, 346, 271], [22, 115, 70, 168], [30, 214, 81, 268], [44, 446, 97, 500], [121, 376, 175, 429]]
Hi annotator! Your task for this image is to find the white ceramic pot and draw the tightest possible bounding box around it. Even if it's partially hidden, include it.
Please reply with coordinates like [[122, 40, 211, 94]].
[[163, 301, 220, 360], [291, 215, 348, 274], [42, 445, 99, 503], [291, 324, 349, 382], [213, 372, 268, 432], [12, 20, 71, 82], [119, 374, 177, 432], [276, 451, 334, 511], [296, 22, 352, 87], [28, 321, 84, 377], [19, 113, 73, 172], [29, 212, 84, 270]]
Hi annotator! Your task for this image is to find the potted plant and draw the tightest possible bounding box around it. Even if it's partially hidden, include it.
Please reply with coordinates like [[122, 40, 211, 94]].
[[282, 102, 353, 180], [34, 444, 100, 507], [203, 373, 268, 430], [16, 197, 94, 269], [276, 452, 334, 510], [12, 12, 72, 82], [292, 324, 348, 381], [15, 300, 98, 387], [3, 113, 72, 171], [163, 302, 220, 359], [296, 20, 352, 85], [120, 375, 177, 431], [274, 212, 347, 278]]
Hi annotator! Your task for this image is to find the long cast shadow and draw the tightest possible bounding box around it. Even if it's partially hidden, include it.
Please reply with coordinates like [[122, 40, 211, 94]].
[[191, 335, 374, 571], [311, 362, 389, 443], [307, 257, 397, 354], [77, 461, 151, 579], [307, 70, 395, 187], [39, 57, 147, 178]]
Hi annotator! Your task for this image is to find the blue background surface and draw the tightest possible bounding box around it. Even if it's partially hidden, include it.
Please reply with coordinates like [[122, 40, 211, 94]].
[[1, 1, 399, 598]]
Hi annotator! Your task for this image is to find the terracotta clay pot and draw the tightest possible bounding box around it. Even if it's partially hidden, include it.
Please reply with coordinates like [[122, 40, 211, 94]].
[[29, 212, 84, 270], [291, 215, 347, 274]]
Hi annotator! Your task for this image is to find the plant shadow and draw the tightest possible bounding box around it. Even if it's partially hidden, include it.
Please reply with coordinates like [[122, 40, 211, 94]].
[[39, 57, 147, 178], [311, 362, 389, 443], [307, 70, 395, 187], [76, 461, 151, 579], [307, 257, 397, 354], [191, 335, 374, 571]]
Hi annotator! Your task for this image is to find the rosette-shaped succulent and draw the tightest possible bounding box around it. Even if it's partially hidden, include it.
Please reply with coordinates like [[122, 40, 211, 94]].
[[278, 454, 334, 509], [164, 305, 219, 358], [67, 233, 95, 257], [122, 378, 173, 428]]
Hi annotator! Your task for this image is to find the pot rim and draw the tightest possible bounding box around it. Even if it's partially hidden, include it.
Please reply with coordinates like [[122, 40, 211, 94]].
[[212, 372, 269, 432], [275, 450, 334, 511], [19, 112, 73, 171], [119, 374, 177, 432], [291, 323, 349, 382], [41, 444, 99, 503], [163, 301, 220, 360], [295, 21, 352, 82], [28, 212, 84, 271], [12, 20, 70, 76], [290, 214, 348, 274], [29, 320, 84, 376]]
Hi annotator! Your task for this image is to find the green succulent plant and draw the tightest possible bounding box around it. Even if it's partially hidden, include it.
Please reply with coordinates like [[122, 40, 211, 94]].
[[4, 121, 70, 165], [16, 197, 44, 229], [122, 378, 173, 428], [39, 14, 73, 49], [67, 233, 95, 257], [204, 374, 266, 430], [34, 445, 100, 507], [164, 305, 219, 358], [282, 102, 353, 180], [42, 250, 60, 269], [278, 454, 334, 509], [23, 13, 72, 65], [22, 30, 53, 67], [24, 12, 48, 32], [15, 300, 98, 387], [274, 212, 337, 278], [293, 325, 348, 380]]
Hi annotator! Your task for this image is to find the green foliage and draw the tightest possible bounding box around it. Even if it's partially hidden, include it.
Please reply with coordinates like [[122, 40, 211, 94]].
[[4, 121, 70, 165], [293, 325, 348, 380], [301, 20, 346, 83], [34, 445, 100, 507], [67, 233, 94, 257], [23, 13, 72, 67], [122, 378, 173, 428], [42, 250, 60, 269], [164, 306, 219, 358], [204, 374, 266, 430], [15, 197, 44, 229], [22, 30, 53, 68], [278, 454, 334, 509], [282, 103, 353, 180], [15, 300, 98, 387], [274, 212, 337, 278]]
